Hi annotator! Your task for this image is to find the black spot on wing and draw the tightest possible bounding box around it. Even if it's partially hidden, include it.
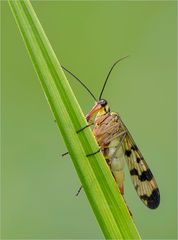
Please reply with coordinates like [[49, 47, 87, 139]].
[[140, 169, 153, 181], [131, 145, 138, 151], [125, 150, 132, 157], [140, 188, 160, 209], [130, 168, 138, 176], [130, 168, 153, 182]]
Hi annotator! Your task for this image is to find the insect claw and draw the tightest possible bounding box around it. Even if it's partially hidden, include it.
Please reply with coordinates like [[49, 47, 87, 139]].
[[62, 152, 69, 157], [86, 149, 100, 157]]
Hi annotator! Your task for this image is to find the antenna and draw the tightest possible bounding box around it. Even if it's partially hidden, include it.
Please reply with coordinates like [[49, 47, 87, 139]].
[[99, 55, 129, 100], [61, 65, 97, 101]]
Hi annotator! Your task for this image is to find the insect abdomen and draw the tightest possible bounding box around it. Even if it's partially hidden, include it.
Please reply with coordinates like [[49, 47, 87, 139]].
[[108, 138, 125, 189]]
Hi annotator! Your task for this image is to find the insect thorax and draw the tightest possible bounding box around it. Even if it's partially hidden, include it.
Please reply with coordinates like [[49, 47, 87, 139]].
[[93, 112, 124, 147]]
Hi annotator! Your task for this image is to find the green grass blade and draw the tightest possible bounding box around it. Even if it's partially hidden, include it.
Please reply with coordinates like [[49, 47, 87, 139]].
[[8, 1, 141, 239]]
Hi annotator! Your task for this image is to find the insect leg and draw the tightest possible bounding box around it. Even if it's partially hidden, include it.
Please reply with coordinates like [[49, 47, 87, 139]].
[[86, 149, 100, 157], [75, 186, 82, 196], [76, 122, 94, 133], [61, 152, 69, 157], [61, 123, 95, 157]]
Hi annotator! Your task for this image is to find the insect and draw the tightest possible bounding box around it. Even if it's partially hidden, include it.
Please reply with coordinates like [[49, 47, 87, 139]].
[[62, 56, 160, 209]]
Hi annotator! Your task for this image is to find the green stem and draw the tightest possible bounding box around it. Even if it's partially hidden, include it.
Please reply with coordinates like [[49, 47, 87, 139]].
[[8, 1, 141, 239]]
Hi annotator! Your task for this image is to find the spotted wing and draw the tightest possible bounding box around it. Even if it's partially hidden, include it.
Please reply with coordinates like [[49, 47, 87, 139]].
[[123, 130, 160, 209]]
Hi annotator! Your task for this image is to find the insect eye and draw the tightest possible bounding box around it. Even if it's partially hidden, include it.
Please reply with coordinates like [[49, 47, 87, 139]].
[[99, 99, 107, 106]]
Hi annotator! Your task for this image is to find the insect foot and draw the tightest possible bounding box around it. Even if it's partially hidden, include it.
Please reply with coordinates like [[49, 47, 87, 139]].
[[86, 149, 100, 157], [61, 152, 69, 157]]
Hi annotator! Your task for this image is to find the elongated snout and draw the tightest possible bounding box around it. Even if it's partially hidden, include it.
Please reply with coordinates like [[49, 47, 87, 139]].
[[86, 102, 102, 122]]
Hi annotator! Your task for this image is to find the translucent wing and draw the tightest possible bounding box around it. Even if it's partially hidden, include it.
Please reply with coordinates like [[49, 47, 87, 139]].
[[122, 127, 160, 209]]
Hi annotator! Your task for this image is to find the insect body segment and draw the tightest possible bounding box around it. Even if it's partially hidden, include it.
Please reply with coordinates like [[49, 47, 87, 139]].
[[86, 99, 160, 209]]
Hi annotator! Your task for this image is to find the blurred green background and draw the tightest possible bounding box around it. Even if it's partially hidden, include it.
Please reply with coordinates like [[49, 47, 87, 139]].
[[1, 1, 177, 239]]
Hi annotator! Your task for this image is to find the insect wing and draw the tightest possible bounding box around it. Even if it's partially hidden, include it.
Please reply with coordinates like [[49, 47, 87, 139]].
[[123, 131, 160, 209]]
